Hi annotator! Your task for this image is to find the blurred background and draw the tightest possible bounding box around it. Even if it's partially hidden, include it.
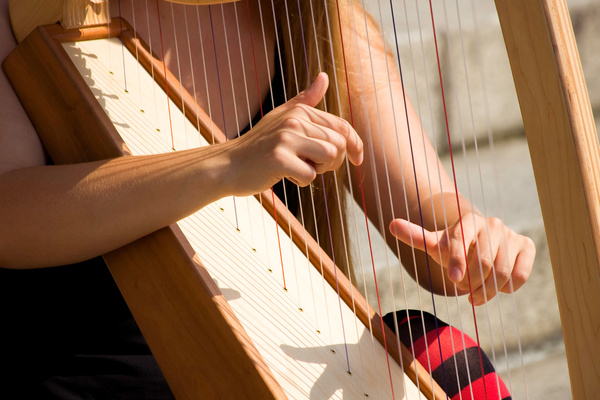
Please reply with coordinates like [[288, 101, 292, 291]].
[[351, 0, 600, 398]]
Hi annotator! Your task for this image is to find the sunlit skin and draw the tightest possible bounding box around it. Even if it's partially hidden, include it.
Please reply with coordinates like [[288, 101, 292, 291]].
[[0, 0, 534, 305]]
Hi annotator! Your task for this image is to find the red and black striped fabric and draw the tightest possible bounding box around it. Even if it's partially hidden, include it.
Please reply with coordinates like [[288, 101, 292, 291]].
[[383, 310, 511, 400]]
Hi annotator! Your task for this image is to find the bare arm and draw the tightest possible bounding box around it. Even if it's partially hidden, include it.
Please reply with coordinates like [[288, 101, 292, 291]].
[[0, 0, 362, 270], [342, 4, 534, 303]]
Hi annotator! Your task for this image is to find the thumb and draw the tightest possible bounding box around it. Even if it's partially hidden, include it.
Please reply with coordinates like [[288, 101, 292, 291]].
[[286, 72, 329, 109], [389, 219, 442, 264]]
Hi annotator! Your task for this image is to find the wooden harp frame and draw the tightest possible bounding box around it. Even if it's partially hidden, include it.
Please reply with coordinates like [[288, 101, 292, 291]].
[[3, 17, 442, 400], [3, 0, 600, 399]]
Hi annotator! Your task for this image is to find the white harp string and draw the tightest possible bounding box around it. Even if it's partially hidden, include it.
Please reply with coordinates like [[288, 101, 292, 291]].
[[120, 1, 532, 397]]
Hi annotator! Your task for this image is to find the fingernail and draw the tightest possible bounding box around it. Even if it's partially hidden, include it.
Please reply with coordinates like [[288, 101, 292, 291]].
[[449, 267, 462, 282]]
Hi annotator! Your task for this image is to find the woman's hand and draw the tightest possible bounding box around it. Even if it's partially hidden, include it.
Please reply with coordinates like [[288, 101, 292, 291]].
[[389, 213, 535, 305], [225, 73, 363, 197]]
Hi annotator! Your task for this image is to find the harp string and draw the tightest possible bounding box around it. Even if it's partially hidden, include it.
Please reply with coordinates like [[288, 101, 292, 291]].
[[309, 0, 385, 391], [142, 0, 161, 133], [154, 0, 175, 150], [391, 1, 477, 396], [436, 0, 505, 396], [117, 1, 530, 397], [400, 0, 476, 396], [354, 0, 447, 396], [227, 3, 260, 261], [286, 0, 356, 372], [460, 0, 528, 394], [263, 0, 354, 367], [169, 3, 190, 151], [117, 0, 128, 91], [263, 0, 304, 309], [130, 0, 145, 111]]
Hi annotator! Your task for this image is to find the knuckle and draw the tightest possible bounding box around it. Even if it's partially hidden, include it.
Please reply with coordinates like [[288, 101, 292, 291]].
[[300, 170, 317, 186], [268, 147, 288, 170], [479, 253, 494, 270], [324, 143, 338, 161], [282, 116, 303, 131], [275, 131, 294, 146], [494, 263, 511, 281], [489, 217, 503, 229], [292, 103, 310, 115], [511, 269, 529, 289], [336, 117, 352, 137]]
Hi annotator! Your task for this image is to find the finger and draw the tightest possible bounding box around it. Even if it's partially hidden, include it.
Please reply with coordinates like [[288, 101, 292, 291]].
[[389, 219, 442, 264], [458, 240, 490, 294], [446, 218, 476, 284], [500, 237, 535, 294], [284, 72, 329, 110], [279, 152, 318, 187], [271, 128, 340, 174], [290, 104, 363, 166], [300, 122, 348, 171]]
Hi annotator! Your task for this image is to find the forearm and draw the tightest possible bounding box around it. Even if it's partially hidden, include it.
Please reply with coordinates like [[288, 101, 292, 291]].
[[0, 144, 233, 269]]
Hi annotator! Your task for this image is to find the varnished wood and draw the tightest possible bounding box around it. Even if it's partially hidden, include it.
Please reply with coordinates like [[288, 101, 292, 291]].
[[494, 0, 600, 398]]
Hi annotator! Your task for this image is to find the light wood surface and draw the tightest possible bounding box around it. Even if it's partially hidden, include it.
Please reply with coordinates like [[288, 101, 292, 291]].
[[494, 0, 600, 398]]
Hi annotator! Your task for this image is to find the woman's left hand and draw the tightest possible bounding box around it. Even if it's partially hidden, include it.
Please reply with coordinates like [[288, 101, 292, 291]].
[[389, 213, 536, 305]]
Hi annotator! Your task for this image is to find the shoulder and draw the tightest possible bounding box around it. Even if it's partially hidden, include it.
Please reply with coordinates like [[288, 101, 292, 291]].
[[0, 0, 46, 176]]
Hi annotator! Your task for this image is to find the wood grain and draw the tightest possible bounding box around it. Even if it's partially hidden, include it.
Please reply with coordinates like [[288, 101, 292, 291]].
[[495, 0, 600, 398]]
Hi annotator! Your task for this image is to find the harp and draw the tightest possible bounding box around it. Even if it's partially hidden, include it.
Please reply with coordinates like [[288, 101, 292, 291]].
[[3, 0, 599, 399]]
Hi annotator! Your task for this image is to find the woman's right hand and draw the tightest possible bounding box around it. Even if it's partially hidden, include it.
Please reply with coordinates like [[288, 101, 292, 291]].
[[225, 73, 364, 197]]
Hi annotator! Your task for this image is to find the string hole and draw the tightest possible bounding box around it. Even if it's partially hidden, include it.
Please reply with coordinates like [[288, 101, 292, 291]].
[[236, 228, 241, 233], [283, 287, 288, 292], [156, 128, 161, 132], [124, 89, 129, 93], [347, 371, 352, 376], [252, 248, 257, 253], [298, 307, 303, 312], [171, 148, 176, 151], [316, 330, 321, 334], [267, 269, 273, 273], [219, 208, 224, 212], [330, 349, 336, 355], [109, 71, 114, 75], [140, 109, 145, 114], [364, 394, 369, 398]]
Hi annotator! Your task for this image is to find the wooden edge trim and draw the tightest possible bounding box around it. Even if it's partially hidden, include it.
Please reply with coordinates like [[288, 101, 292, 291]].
[[259, 185, 445, 400], [46, 19, 127, 42], [41, 20, 443, 399]]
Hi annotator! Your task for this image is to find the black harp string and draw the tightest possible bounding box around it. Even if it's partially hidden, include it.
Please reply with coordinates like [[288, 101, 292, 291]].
[[350, 1, 438, 397]]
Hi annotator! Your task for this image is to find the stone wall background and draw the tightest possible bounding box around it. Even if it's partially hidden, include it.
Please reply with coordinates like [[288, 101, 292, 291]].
[[350, 1, 600, 397]]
